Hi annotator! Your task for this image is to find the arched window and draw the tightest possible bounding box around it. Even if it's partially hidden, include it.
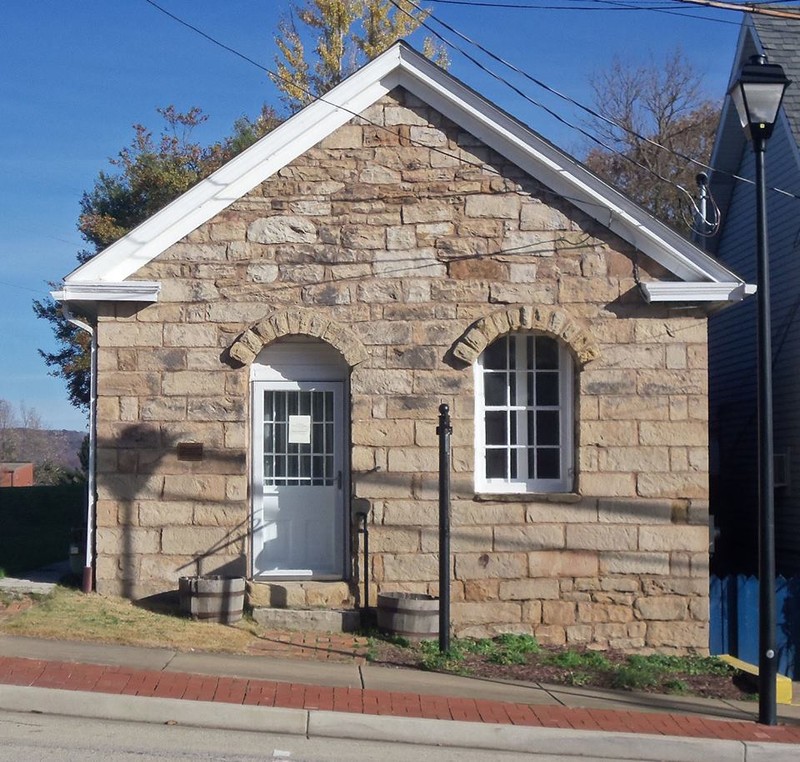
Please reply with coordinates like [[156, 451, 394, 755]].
[[475, 333, 574, 493]]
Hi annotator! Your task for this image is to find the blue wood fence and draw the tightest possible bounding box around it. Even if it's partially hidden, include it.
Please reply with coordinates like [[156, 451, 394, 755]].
[[710, 575, 800, 679]]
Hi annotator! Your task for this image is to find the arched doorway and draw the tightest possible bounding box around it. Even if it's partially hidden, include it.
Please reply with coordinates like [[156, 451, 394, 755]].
[[250, 337, 349, 579]]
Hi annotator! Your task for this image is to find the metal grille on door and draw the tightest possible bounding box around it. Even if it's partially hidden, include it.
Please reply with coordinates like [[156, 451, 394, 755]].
[[263, 390, 335, 487]]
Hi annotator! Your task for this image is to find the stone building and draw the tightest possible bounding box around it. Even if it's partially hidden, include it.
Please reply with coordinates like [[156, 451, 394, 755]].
[[55, 44, 750, 652]]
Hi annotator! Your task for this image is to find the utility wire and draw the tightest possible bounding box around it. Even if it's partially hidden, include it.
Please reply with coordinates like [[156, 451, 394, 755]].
[[140, 0, 620, 214], [668, 0, 800, 19], [403, 0, 800, 207], [393, 0, 716, 224], [426, 0, 741, 24]]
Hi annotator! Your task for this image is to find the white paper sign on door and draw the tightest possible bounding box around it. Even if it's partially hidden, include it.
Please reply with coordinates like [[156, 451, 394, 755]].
[[288, 415, 312, 444]]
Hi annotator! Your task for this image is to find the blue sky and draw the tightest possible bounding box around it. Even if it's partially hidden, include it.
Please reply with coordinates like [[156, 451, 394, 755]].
[[0, 0, 752, 431]]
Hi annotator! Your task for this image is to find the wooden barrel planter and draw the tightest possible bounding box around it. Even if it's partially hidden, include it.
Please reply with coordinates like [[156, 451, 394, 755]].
[[377, 592, 439, 641], [179, 576, 245, 624]]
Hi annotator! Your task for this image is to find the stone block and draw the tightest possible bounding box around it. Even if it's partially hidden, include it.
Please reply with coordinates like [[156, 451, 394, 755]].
[[248, 216, 317, 244], [565, 525, 638, 551], [597, 498, 673, 525], [451, 601, 522, 626], [401, 201, 453, 224], [493, 525, 565, 551], [499, 578, 560, 601], [96, 527, 160, 555], [386, 447, 438, 472], [637, 472, 708, 500], [581, 421, 639, 447], [578, 472, 636, 497], [599, 447, 670, 473], [542, 601, 576, 625], [638, 525, 709, 552], [380, 553, 438, 581], [163, 324, 217, 348], [352, 420, 415, 447], [534, 625, 566, 646], [600, 552, 670, 575], [463, 579, 500, 601], [464, 194, 520, 219], [369, 527, 421, 553], [161, 526, 244, 555], [420, 525, 491, 553], [635, 596, 688, 621], [455, 553, 528, 580], [528, 551, 598, 577], [162, 474, 226, 502], [646, 621, 709, 650], [138, 501, 194, 527], [525, 499, 597, 524], [576, 602, 633, 623], [453, 502, 526, 526]]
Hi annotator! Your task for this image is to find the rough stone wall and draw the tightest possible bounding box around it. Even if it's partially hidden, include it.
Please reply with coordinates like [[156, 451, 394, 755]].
[[94, 87, 709, 651]]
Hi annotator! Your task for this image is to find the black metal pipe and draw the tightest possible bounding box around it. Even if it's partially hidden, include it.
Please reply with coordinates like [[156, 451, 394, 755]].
[[754, 137, 777, 725], [362, 512, 370, 613], [437, 403, 452, 653]]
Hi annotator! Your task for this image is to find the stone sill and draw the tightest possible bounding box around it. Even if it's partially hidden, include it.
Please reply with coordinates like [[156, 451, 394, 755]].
[[474, 492, 582, 504]]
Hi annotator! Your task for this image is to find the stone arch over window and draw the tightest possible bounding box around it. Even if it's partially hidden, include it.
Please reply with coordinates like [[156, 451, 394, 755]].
[[451, 306, 600, 368], [229, 309, 369, 368]]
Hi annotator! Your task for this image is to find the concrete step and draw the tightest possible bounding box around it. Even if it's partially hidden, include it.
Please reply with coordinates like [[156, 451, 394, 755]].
[[251, 607, 362, 633], [247, 580, 355, 610]]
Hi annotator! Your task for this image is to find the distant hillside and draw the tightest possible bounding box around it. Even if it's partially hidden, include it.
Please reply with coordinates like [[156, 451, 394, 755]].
[[2, 428, 86, 471]]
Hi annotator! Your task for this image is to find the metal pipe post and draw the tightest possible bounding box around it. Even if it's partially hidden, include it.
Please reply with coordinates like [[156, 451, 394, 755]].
[[437, 403, 452, 653], [754, 137, 777, 725]]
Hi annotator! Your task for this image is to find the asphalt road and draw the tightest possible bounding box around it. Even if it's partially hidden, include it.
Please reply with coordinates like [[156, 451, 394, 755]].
[[0, 709, 561, 762]]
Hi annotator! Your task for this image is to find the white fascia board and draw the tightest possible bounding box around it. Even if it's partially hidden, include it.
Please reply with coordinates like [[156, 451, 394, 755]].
[[393, 48, 741, 285], [65, 47, 405, 284], [64, 43, 739, 289], [52, 281, 161, 302], [641, 281, 756, 303]]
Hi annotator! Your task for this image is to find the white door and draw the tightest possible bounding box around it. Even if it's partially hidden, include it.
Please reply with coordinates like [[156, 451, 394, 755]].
[[252, 381, 345, 578]]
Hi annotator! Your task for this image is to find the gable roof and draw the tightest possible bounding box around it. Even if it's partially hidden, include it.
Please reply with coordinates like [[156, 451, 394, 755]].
[[707, 15, 800, 256], [57, 42, 747, 305]]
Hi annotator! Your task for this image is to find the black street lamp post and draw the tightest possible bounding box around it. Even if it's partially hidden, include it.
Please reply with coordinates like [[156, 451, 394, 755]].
[[727, 53, 790, 726]]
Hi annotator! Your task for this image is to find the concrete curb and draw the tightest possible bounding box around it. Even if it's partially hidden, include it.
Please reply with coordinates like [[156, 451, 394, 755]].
[[2, 684, 798, 760]]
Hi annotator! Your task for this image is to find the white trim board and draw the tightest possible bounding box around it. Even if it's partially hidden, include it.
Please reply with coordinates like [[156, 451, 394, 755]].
[[60, 42, 744, 302]]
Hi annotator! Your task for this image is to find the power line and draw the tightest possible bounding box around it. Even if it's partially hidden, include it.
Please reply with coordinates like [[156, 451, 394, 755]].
[[426, 0, 741, 24], [393, 0, 717, 222], [404, 0, 800, 207]]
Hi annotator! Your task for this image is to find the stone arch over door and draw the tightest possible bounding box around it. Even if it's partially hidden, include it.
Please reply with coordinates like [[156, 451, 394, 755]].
[[450, 305, 600, 368], [229, 308, 369, 368]]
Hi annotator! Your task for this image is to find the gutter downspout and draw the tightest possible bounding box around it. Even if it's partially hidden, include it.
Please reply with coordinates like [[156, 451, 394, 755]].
[[62, 308, 97, 594]]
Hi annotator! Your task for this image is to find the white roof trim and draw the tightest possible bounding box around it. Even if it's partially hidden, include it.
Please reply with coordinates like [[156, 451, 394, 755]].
[[63, 42, 744, 301], [52, 281, 161, 303], [641, 281, 756, 303]]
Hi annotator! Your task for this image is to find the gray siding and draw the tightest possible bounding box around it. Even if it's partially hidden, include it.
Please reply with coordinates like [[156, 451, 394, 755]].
[[709, 117, 800, 574]]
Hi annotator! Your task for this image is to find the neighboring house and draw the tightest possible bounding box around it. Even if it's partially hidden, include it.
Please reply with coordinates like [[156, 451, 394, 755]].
[[0, 463, 34, 487], [54, 43, 749, 650], [708, 17, 800, 576]]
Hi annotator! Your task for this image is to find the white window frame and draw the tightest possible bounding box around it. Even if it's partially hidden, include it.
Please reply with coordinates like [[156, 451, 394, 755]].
[[474, 333, 574, 494]]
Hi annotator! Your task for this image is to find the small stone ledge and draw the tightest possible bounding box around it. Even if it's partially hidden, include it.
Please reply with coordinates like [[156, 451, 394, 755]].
[[229, 308, 369, 367], [450, 305, 600, 367], [474, 492, 582, 504], [252, 607, 361, 633]]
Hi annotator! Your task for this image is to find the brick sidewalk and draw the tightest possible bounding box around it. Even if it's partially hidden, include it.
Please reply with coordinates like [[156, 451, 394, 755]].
[[244, 631, 370, 663], [2, 655, 800, 744]]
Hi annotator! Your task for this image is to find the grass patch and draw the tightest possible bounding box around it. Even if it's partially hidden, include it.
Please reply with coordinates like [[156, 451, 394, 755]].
[[369, 633, 740, 699], [0, 586, 264, 654]]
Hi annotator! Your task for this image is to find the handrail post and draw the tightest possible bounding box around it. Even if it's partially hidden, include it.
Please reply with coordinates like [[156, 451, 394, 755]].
[[437, 403, 452, 653]]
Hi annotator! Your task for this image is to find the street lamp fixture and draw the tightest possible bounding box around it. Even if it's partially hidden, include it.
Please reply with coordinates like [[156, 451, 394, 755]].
[[727, 53, 790, 727]]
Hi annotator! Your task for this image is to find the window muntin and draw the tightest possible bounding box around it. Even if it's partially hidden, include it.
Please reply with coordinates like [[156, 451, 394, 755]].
[[475, 334, 573, 493]]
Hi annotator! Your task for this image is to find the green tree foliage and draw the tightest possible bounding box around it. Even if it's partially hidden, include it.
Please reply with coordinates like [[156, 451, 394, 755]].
[[274, 0, 447, 112], [38, 4, 440, 410], [583, 49, 719, 234], [34, 106, 280, 411]]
